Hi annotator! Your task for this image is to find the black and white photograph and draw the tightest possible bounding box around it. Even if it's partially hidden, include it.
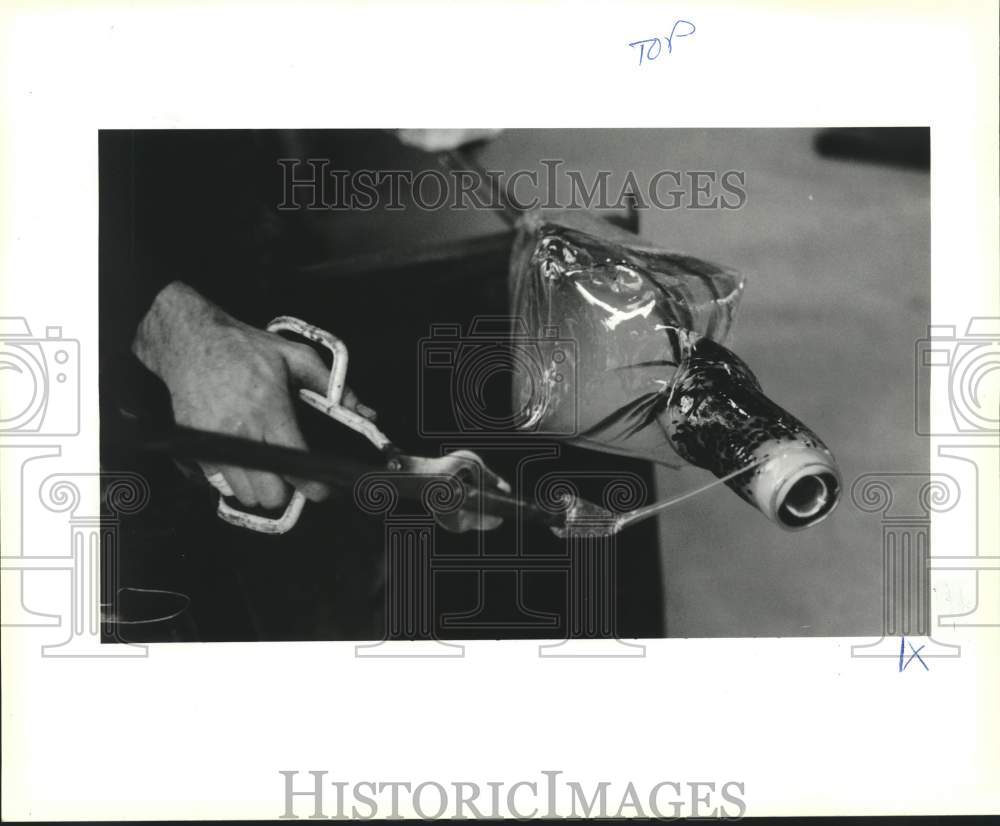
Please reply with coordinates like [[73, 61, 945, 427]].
[[2, 1, 997, 821], [99, 127, 930, 642]]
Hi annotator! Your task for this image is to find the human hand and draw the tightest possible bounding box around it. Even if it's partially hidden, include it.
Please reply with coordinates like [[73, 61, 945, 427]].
[[132, 281, 374, 510], [425, 450, 511, 534]]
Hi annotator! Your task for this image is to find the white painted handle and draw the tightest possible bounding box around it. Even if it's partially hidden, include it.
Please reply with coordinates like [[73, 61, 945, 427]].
[[216, 316, 389, 534]]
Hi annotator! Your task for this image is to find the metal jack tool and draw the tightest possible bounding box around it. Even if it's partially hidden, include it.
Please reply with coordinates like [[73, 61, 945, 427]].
[[213, 316, 515, 534], [134, 317, 774, 539]]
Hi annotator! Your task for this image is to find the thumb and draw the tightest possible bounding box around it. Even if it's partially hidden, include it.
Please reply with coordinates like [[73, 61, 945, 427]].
[[282, 341, 330, 395]]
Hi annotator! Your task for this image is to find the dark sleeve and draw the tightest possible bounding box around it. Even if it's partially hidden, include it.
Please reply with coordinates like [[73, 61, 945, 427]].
[[99, 130, 277, 435]]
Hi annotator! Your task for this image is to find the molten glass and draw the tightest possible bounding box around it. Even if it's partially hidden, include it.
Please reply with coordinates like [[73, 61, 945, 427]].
[[509, 209, 840, 530]]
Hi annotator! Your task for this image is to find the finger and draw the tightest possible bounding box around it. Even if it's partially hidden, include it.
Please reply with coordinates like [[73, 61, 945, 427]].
[[246, 470, 292, 510], [283, 342, 377, 418], [286, 475, 332, 503], [264, 396, 331, 503], [432, 451, 508, 532], [219, 465, 257, 507], [341, 386, 360, 409], [282, 341, 331, 396], [341, 386, 378, 420], [457, 511, 504, 532], [482, 469, 511, 493], [475, 513, 504, 531], [438, 506, 503, 533], [202, 465, 234, 497], [448, 450, 511, 493], [450, 451, 508, 532]]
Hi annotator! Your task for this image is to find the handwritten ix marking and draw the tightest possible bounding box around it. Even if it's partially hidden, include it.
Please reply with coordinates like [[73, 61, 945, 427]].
[[899, 637, 929, 672], [629, 20, 696, 66]]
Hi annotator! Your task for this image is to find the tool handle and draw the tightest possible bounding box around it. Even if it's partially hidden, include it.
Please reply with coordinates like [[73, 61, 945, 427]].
[[131, 422, 567, 530], [216, 316, 390, 534]]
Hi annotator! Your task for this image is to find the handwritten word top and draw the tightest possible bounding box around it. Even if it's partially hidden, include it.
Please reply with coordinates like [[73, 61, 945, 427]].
[[629, 20, 696, 66]]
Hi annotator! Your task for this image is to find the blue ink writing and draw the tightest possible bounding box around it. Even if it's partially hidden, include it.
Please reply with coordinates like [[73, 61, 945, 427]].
[[899, 637, 929, 672], [629, 20, 696, 66]]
